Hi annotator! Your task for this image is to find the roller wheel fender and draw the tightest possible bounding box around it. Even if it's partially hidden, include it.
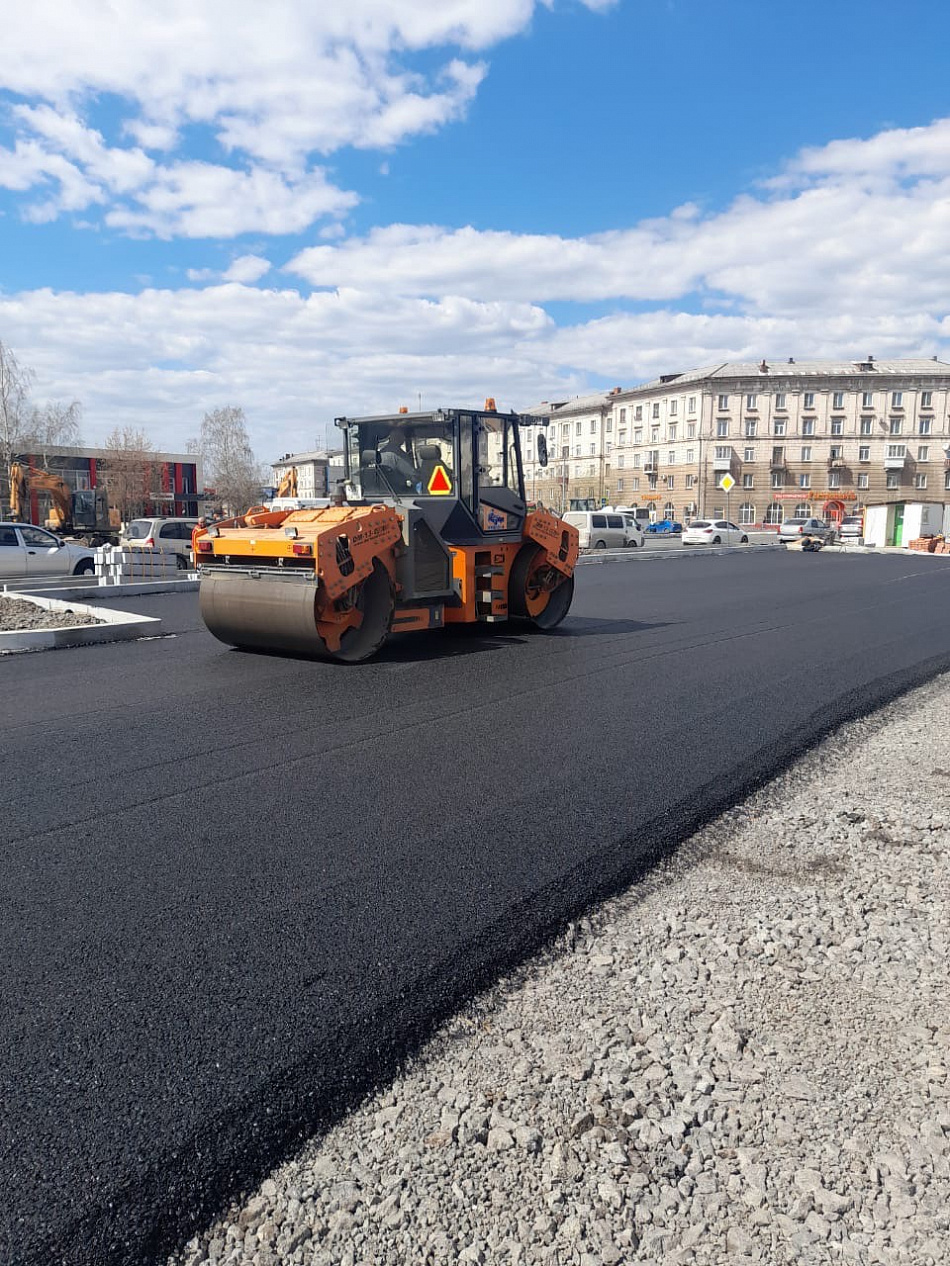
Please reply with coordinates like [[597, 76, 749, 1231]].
[[73, 559, 95, 576], [509, 544, 574, 630]]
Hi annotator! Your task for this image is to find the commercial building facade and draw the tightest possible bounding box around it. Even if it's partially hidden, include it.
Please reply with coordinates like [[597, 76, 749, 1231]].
[[3, 444, 205, 523], [271, 449, 345, 500], [523, 359, 950, 525]]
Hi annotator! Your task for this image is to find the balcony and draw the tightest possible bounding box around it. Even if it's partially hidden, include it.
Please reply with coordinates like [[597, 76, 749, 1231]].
[[642, 462, 658, 475], [712, 449, 735, 472], [884, 452, 907, 469], [827, 458, 846, 470]]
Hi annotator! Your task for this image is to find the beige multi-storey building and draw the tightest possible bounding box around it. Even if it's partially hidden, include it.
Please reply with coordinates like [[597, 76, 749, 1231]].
[[521, 391, 616, 510], [524, 359, 950, 525]]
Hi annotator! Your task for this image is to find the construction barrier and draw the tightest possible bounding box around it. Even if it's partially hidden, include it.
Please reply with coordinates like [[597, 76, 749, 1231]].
[[95, 548, 191, 581]]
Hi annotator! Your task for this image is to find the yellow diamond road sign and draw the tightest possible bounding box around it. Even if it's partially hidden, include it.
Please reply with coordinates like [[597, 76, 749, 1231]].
[[719, 473, 736, 492]]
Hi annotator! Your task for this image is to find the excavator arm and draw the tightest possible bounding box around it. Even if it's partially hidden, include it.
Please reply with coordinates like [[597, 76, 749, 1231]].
[[8, 462, 75, 530]]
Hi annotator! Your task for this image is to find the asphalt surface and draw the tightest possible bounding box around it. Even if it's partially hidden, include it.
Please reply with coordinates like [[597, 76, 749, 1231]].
[[4, 552, 950, 1266]]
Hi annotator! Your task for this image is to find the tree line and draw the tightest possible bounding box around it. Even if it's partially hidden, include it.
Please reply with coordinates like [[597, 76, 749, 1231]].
[[0, 338, 265, 521]]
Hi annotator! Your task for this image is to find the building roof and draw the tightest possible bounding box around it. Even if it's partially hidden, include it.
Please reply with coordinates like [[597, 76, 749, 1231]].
[[627, 358, 950, 394], [533, 390, 615, 418], [272, 448, 344, 466]]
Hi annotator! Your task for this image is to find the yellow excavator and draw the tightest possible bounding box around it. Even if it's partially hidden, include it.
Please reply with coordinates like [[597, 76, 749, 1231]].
[[273, 466, 298, 499], [195, 403, 579, 662], [8, 461, 120, 546]]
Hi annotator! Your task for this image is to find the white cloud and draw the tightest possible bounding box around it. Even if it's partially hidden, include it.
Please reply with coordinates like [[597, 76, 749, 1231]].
[[223, 255, 272, 284], [287, 117, 950, 325], [0, 1, 612, 237]]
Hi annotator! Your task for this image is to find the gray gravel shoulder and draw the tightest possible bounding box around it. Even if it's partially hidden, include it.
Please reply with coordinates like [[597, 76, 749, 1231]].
[[170, 675, 950, 1266], [0, 595, 102, 631]]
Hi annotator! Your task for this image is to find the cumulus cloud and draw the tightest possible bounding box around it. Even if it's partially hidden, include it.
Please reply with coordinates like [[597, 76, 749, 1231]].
[[288, 118, 950, 325], [0, 0, 611, 237]]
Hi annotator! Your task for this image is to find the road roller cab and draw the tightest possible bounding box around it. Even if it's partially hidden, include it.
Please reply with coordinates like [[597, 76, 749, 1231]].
[[196, 405, 579, 662]]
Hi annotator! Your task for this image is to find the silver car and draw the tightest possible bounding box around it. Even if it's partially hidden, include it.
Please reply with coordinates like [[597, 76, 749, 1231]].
[[0, 522, 97, 579], [121, 517, 199, 569], [778, 517, 837, 544]]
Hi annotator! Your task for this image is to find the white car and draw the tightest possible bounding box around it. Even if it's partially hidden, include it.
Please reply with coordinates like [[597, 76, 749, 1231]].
[[622, 515, 646, 548], [0, 522, 97, 579], [120, 516, 200, 569], [682, 519, 750, 546]]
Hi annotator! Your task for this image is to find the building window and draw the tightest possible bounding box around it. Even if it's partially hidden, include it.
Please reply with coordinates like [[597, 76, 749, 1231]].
[[633, 454, 641, 468], [742, 446, 754, 462], [859, 417, 873, 435], [618, 430, 627, 445], [886, 444, 906, 460], [857, 473, 869, 489], [742, 473, 754, 488], [802, 419, 815, 437], [915, 473, 928, 489], [830, 445, 843, 461], [773, 418, 786, 436], [687, 423, 697, 439], [746, 393, 757, 409], [795, 502, 811, 517], [619, 408, 626, 425], [686, 448, 695, 463], [686, 473, 695, 488], [766, 502, 783, 524], [918, 445, 929, 461], [561, 424, 570, 439], [667, 475, 675, 489], [886, 472, 899, 489], [616, 478, 623, 493], [891, 391, 903, 407], [775, 393, 787, 410], [635, 406, 643, 421], [919, 417, 932, 435], [651, 426, 660, 442], [862, 392, 874, 408], [716, 419, 729, 437], [718, 394, 729, 410], [889, 417, 903, 435], [801, 446, 812, 461], [634, 428, 642, 444], [859, 445, 870, 461], [669, 424, 678, 441], [803, 392, 815, 408], [606, 419, 612, 434], [921, 391, 932, 407], [632, 477, 640, 490], [831, 418, 844, 436], [652, 403, 660, 419], [688, 396, 697, 413], [799, 473, 811, 488], [714, 445, 731, 459], [833, 392, 844, 408], [828, 472, 841, 489], [668, 451, 676, 465], [739, 503, 756, 524], [665, 502, 675, 517], [771, 472, 784, 488], [618, 454, 625, 468], [745, 420, 757, 437], [946, 471, 950, 491], [670, 400, 678, 416], [575, 421, 582, 435]]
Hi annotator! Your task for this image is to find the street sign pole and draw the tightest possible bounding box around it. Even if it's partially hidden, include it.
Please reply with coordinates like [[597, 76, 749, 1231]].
[[719, 471, 735, 525]]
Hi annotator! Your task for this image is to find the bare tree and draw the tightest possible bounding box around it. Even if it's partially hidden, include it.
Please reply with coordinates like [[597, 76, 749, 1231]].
[[0, 339, 82, 511], [195, 406, 261, 514], [101, 425, 161, 523]]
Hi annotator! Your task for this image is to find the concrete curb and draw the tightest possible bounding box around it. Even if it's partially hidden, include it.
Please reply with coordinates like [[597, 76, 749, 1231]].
[[576, 543, 786, 566], [0, 593, 161, 653], [2, 577, 198, 602]]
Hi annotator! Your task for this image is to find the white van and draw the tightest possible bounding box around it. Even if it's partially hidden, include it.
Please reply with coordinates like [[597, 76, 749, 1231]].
[[564, 511, 642, 549]]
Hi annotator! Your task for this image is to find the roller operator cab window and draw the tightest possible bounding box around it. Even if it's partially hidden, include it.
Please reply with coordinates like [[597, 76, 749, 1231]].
[[346, 418, 457, 498], [475, 415, 522, 499]]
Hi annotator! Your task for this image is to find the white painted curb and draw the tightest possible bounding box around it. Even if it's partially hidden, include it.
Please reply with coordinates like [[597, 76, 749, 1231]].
[[576, 543, 785, 566], [0, 593, 161, 653]]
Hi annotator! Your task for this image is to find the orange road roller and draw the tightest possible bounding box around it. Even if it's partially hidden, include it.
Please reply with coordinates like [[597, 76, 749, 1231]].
[[195, 404, 580, 662]]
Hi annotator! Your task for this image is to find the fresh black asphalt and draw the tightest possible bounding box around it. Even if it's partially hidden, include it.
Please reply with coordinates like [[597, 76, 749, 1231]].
[[3, 552, 950, 1265]]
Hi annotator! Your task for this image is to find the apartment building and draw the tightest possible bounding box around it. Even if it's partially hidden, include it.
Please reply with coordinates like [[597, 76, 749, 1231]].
[[571, 358, 950, 525], [521, 391, 615, 510]]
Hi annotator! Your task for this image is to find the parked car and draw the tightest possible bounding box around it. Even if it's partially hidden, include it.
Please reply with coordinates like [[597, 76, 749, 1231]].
[[778, 517, 837, 544], [0, 522, 97, 579], [645, 519, 683, 534], [622, 515, 646, 548], [838, 514, 864, 540], [563, 511, 629, 550], [682, 519, 749, 546], [120, 516, 200, 569]]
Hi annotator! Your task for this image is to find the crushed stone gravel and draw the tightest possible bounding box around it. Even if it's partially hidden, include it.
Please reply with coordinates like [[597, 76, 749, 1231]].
[[0, 595, 102, 632], [169, 674, 950, 1266]]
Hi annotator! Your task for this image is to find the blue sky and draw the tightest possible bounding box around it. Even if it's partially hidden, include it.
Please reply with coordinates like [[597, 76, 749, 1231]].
[[2, 0, 950, 459]]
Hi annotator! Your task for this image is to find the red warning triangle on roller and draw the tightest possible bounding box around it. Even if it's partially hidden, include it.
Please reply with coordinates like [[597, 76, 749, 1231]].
[[427, 464, 453, 495]]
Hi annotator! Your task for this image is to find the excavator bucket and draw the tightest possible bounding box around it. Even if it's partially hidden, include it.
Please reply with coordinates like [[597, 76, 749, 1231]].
[[195, 407, 578, 662]]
